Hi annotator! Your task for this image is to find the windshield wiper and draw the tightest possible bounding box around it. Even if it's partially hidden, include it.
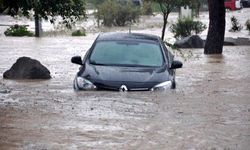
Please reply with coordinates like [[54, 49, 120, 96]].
[[111, 64, 157, 67], [89, 60, 108, 66]]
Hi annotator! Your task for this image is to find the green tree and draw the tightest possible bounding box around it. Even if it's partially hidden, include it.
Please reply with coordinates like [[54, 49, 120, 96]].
[[87, 0, 105, 8], [1, 0, 86, 37], [190, 0, 207, 17], [204, 0, 225, 54], [0, 0, 3, 11], [146, 0, 190, 40], [190, 0, 200, 17], [95, 0, 140, 27]]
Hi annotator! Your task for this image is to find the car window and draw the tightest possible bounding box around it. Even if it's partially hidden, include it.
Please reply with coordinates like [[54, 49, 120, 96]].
[[89, 40, 164, 67]]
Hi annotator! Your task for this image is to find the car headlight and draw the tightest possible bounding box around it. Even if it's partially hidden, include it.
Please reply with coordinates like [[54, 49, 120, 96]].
[[151, 81, 172, 91], [74, 76, 96, 90]]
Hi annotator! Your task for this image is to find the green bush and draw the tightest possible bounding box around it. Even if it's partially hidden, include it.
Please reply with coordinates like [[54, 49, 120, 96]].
[[4, 24, 34, 37], [170, 17, 206, 39], [246, 20, 250, 33], [230, 16, 242, 32], [141, 1, 153, 15], [95, 0, 140, 27], [72, 29, 86, 36], [86, 0, 105, 7], [151, 2, 161, 13]]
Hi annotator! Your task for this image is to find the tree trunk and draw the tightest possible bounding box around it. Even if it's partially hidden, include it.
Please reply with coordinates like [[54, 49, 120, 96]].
[[196, 2, 200, 17], [161, 13, 169, 41], [204, 0, 225, 54], [35, 14, 42, 37]]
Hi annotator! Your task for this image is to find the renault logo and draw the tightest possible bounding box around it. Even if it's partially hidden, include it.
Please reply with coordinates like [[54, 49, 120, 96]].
[[119, 85, 128, 92]]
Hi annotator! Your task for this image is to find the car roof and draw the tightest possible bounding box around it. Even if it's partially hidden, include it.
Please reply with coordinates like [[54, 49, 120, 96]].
[[96, 32, 160, 42]]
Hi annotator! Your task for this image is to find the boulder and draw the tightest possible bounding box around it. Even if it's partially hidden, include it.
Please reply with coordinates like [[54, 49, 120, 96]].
[[224, 37, 236, 46], [3, 57, 51, 79], [235, 37, 250, 45], [223, 37, 250, 46], [174, 35, 204, 48]]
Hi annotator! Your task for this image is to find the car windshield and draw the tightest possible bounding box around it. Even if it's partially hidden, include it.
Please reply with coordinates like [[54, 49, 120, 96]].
[[89, 40, 164, 67]]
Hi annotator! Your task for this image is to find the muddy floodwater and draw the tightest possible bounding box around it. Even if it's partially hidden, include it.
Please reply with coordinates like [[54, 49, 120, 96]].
[[0, 36, 250, 150]]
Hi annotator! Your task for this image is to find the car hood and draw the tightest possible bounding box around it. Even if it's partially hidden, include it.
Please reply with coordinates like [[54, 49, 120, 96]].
[[78, 63, 170, 90]]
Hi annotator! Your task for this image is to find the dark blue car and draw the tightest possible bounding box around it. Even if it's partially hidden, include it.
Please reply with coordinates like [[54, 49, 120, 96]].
[[71, 32, 182, 91]]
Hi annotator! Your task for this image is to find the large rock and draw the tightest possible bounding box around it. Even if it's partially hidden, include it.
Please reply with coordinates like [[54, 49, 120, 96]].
[[224, 37, 236, 46], [3, 57, 51, 79], [234, 37, 250, 45], [223, 37, 250, 46], [174, 35, 204, 48]]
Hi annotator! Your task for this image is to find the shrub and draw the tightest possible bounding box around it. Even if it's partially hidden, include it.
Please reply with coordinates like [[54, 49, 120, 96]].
[[95, 0, 116, 27], [4, 24, 34, 37], [170, 17, 206, 39], [246, 20, 250, 33], [72, 29, 86, 36], [141, 1, 153, 15], [95, 0, 140, 27], [114, 3, 138, 26], [230, 16, 242, 32]]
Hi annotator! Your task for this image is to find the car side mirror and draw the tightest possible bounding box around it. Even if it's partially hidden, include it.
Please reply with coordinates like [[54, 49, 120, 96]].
[[71, 56, 82, 65], [170, 60, 183, 69]]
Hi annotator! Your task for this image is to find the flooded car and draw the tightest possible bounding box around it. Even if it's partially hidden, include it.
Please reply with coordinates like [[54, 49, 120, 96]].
[[71, 32, 183, 91]]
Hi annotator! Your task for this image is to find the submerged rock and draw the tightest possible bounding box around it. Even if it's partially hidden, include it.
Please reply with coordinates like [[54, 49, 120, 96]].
[[234, 37, 250, 45], [224, 37, 236, 46], [223, 37, 250, 46], [174, 35, 204, 48], [3, 57, 51, 79]]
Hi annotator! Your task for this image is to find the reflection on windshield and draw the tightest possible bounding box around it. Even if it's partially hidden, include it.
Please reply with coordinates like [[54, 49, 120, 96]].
[[89, 41, 164, 67]]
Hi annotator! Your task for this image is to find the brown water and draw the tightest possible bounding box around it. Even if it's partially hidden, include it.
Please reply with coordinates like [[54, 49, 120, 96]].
[[0, 36, 250, 150]]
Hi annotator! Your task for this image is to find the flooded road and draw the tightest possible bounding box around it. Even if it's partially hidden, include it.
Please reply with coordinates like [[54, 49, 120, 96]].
[[0, 36, 250, 150]]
